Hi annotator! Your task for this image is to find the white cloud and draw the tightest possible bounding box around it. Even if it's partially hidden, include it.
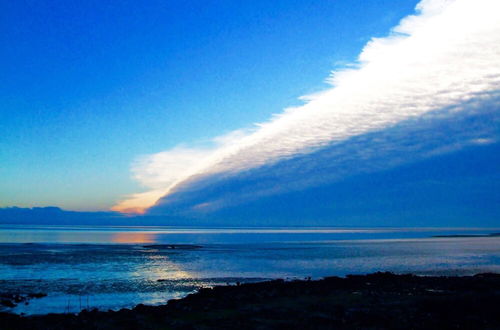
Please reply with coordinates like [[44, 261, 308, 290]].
[[470, 138, 495, 145], [113, 0, 500, 214], [112, 131, 252, 213]]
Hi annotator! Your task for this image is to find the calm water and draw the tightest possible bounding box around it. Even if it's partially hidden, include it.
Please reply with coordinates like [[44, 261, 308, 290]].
[[0, 225, 499, 315]]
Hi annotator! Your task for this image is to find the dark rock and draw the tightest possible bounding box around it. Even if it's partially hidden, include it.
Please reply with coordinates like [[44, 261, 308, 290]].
[[1, 272, 500, 329], [142, 244, 203, 250], [27, 293, 47, 299], [1, 299, 16, 308]]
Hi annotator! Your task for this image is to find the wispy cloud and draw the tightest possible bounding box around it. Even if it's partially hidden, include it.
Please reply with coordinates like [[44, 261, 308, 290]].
[[113, 0, 500, 215], [112, 131, 251, 213]]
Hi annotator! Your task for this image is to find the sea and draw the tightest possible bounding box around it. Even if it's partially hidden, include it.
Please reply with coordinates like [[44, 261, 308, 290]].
[[0, 225, 499, 315]]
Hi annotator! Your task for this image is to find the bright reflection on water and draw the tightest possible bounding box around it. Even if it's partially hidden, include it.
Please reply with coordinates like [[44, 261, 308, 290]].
[[110, 232, 157, 244], [0, 225, 499, 315]]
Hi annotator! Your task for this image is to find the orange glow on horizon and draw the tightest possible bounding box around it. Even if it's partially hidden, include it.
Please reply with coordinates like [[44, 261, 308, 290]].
[[111, 189, 165, 214], [111, 206, 147, 215]]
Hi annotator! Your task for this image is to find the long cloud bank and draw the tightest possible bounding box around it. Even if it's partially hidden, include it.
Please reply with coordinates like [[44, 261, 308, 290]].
[[113, 0, 500, 216]]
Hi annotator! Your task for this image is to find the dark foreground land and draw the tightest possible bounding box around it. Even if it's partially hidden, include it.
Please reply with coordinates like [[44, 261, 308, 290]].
[[2, 272, 500, 329]]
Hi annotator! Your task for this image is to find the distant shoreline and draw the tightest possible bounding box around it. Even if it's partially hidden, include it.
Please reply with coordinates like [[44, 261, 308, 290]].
[[2, 272, 499, 329], [432, 232, 500, 238]]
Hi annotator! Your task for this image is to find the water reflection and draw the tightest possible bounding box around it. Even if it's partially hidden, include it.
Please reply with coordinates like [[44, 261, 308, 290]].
[[110, 232, 157, 244], [135, 254, 195, 280], [0, 225, 498, 244], [0, 234, 498, 315]]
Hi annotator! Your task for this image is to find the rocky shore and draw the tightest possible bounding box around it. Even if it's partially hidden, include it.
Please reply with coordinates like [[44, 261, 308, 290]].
[[1, 272, 499, 329], [0, 292, 47, 309]]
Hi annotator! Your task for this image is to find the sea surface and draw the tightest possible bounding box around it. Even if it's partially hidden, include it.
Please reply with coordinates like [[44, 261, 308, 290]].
[[0, 225, 499, 315]]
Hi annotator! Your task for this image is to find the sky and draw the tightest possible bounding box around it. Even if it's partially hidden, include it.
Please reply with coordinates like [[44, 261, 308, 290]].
[[1, 0, 499, 226]]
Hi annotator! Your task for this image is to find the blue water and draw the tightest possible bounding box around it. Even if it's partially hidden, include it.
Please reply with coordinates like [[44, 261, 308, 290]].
[[0, 225, 499, 315]]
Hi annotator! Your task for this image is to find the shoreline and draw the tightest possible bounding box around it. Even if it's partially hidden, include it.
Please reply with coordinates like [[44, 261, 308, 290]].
[[2, 272, 499, 329]]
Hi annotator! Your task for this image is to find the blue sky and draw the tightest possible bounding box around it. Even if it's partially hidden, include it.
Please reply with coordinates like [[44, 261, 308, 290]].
[[1, 0, 418, 210], [1, 0, 499, 227]]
